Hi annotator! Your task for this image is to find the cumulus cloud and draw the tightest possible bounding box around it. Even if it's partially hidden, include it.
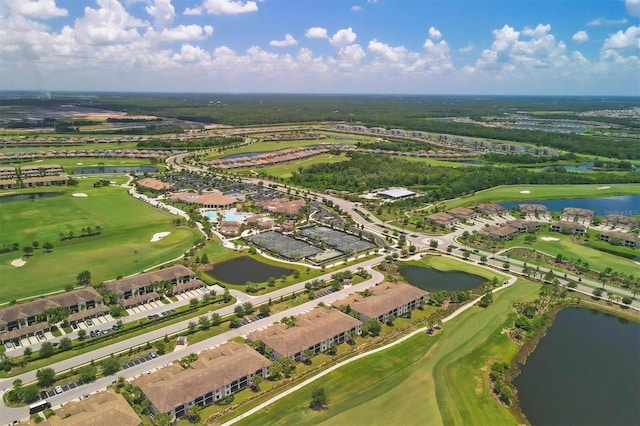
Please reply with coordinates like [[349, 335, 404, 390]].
[[146, 0, 175, 30], [270, 34, 297, 47], [73, 0, 148, 45], [458, 43, 474, 53], [428, 26, 442, 39], [587, 17, 628, 26], [199, 0, 258, 15], [148, 24, 214, 42], [330, 27, 357, 47], [572, 30, 589, 43], [603, 25, 640, 50], [5, 0, 68, 19], [368, 39, 409, 63], [183, 6, 202, 15], [472, 24, 569, 73], [305, 27, 328, 39], [352, 5, 362, 11], [625, 0, 640, 17]]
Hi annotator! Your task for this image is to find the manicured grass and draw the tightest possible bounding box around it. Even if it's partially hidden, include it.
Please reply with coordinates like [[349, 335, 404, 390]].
[[6, 157, 159, 173], [505, 232, 640, 277], [442, 183, 640, 209], [0, 142, 140, 153], [237, 154, 349, 178], [0, 180, 202, 303], [236, 280, 539, 426]]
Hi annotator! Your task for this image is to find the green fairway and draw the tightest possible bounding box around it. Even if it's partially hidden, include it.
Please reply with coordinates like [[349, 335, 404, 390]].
[[236, 280, 539, 426], [505, 232, 640, 277], [0, 180, 201, 303], [442, 183, 640, 209], [238, 153, 349, 178], [5, 157, 159, 173]]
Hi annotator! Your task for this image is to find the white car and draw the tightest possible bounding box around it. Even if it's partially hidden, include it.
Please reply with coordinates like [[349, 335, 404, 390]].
[[55, 386, 63, 394]]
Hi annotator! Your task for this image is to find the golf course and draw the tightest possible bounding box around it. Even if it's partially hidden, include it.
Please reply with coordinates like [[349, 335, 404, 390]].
[[0, 180, 201, 303], [234, 280, 540, 426]]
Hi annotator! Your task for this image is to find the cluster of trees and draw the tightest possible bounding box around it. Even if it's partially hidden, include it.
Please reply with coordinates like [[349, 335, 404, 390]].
[[137, 136, 242, 150], [59, 225, 102, 241], [482, 152, 577, 164], [290, 153, 640, 199], [489, 362, 513, 404]]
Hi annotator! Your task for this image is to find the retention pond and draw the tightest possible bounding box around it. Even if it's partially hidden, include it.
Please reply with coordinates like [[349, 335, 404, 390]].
[[514, 307, 640, 426], [398, 265, 485, 292], [205, 256, 294, 285]]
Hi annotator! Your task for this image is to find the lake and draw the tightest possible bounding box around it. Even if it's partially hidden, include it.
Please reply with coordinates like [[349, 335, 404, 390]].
[[72, 166, 158, 174], [205, 256, 294, 285], [514, 307, 640, 426], [500, 195, 640, 216], [398, 264, 485, 292], [0, 192, 61, 203]]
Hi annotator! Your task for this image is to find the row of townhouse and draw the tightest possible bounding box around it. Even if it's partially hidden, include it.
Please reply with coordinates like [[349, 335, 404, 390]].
[[104, 265, 204, 308], [0, 288, 104, 343], [132, 282, 428, 420], [0, 164, 69, 190], [482, 220, 540, 241]]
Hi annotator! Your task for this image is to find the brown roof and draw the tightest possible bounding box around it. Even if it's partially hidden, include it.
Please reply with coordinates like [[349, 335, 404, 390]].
[[426, 212, 457, 223], [0, 288, 103, 325], [0, 322, 50, 342], [173, 280, 206, 294], [134, 342, 271, 414], [551, 221, 586, 230], [339, 282, 428, 319], [105, 265, 194, 294], [562, 207, 595, 218], [67, 306, 110, 323], [484, 225, 517, 237], [448, 207, 476, 219], [22, 174, 69, 184], [474, 203, 507, 215], [600, 230, 640, 243], [249, 308, 361, 358], [506, 219, 539, 229], [519, 204, 549, 214], [137, 178, 171, 191], [35, 391, 141, 426], [121, 292, 160, 308], [259, 198, 306, 215], [605, 215, 638, 226]]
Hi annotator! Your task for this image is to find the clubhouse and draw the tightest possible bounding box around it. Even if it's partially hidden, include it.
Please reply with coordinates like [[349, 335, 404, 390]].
[[169, 191, 237, 208], [337, 282, 429, 323], [248, 308, 362, 362], [258, 197, 306, 216], [137, 177, 172, 192], [134, 342, 271, 419], [0, 288, 103, 343], [105, 265, 201, 307]]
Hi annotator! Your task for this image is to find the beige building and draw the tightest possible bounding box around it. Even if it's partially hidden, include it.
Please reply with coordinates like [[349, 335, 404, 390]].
[[338, 282, 429, 323], [135, 342, 271, 419], [104, 265, 196, 305], [248, 308, 362, 362]]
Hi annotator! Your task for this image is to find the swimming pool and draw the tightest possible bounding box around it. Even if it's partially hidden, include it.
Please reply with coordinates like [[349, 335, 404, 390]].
[[204, 210, 253, 222]]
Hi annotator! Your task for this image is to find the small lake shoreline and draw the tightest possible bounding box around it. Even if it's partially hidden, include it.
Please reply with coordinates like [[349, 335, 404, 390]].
[[507, 297, 640, 425]]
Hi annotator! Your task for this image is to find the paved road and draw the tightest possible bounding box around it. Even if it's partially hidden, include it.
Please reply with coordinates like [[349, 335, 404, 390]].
[[0, 259, 385, 425]]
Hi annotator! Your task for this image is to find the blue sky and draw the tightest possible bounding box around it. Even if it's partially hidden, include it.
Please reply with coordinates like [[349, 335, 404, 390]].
[[1, 0, 638, 95]]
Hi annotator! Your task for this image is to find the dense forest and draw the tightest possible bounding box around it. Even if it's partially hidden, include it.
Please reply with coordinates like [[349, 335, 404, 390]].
[[289, 153, 640, 201]]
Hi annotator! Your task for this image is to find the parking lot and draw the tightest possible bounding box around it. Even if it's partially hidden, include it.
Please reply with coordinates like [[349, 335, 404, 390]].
[[121, 351, 157, 370], [41, 379, 86, 399]]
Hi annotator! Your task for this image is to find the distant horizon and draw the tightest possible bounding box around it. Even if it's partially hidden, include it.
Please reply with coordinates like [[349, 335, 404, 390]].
[[2, 90, 639, 100], [1, 1, 638, 96]]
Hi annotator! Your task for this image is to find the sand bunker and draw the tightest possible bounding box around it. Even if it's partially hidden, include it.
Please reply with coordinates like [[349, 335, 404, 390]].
[[541, 236, 560, 241], [11, 258, 26, 267], [72, 193, 89, 197], [150, 232, 171, 242], [520, 190, 531, 194], [597, 186, 611, 190]]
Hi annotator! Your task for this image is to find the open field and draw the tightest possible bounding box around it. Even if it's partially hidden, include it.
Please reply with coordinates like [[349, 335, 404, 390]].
[[0, 180, 201, 303], [236, 153, 350, 178], [236, 280, 539, 426], [442, 183, 640, 209], [4, 157, 158, 172]]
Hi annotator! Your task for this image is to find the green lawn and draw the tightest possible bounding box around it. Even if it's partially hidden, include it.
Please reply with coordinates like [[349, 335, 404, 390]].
[[236, 154, 349, 178], [0, 180, 202, 303], [505, 232, 640, 277], [236, 280, 539, 426], [442, 183, 640, 209], [5, 157, 159, 173]]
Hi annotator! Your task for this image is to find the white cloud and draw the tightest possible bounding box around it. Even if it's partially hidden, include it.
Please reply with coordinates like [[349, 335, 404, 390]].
[[625, 0, 640, 17], [587, 17, 628, 26], [5, 0, 68, 19], [270, 34, 297, 47], [148, 24, 214, 42], [146, 0, 175, 31], [367, 0, 378, 3], [330, 27, 357, 47], [332, 43, 366, 71], [368, 39, 408, 63], [352, 5, 362, 12], [305, 27, 328, 39], [73, 0, 148, 45], [199, 0, 258, 15], [422, 38, 453, 72], [183, 6, 203, 16], [572, 30, 589, 43], [173, 43, 211, 63], [428, 26, 441, 40], [458, 43, 474, 53], [603, 25, 640, 50]]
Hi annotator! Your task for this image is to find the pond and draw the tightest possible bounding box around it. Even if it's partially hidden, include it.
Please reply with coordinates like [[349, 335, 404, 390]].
[[499, 195, 640, 216], [0, 192, 61, 203], [514, 307, 640, 426], [398, 264, 485, 292], [72, 166, 158, 174], [205, 256, 294, 285]]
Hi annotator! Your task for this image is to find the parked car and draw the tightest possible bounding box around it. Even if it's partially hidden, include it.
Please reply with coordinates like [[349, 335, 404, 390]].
[[4, 342, 13, 349], [86, 319, 93, 326], [54, 386, 63, 394]]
